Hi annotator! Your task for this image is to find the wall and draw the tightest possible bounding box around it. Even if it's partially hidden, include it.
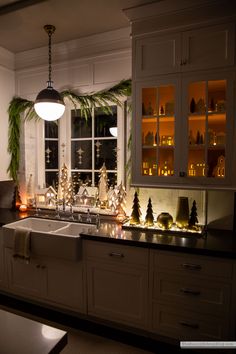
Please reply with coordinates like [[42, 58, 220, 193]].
[[14, 27, 235, 230], [0, 47, 15, 181], [15, 27, 131, 202]]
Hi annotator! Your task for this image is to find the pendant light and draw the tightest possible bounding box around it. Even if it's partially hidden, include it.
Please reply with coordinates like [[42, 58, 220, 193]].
[[34, 25, 65, 121]]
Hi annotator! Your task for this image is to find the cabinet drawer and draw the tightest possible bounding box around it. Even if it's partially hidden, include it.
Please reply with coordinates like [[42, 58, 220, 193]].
[[84, 240, 148, 267], [152, 303, 229, 340], [153, 272, 231, 316], [153, 251, 233, 279]]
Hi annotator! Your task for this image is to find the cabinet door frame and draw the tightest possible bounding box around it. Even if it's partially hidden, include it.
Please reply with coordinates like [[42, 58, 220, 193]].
[[132, 75, 183, 187], [134, 32, 181, 78], [5, 248, 47, 299], [181, 69, 235, 187], [86, 259, 148, 329], [181, 23, 235, 72]]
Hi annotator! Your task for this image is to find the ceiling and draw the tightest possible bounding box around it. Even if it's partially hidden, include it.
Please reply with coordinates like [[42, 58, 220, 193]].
[[0, 0, 157, 53]]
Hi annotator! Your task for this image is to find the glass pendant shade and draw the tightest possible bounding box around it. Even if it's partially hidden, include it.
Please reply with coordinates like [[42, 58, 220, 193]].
[[34, 24, 65, 121], [109, 127, 118, 137], [34, 85, 65, 121]]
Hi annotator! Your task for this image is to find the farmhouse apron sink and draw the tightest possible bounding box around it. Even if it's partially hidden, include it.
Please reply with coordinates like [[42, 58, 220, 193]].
[[2, 218, 95, 261]]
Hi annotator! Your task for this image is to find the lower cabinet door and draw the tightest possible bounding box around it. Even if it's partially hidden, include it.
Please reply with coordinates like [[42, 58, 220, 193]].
[[46, 259, 86, 313], [87, 261, 148, 329], [152, 303, 229, 340], [5, 248, 47, 299]]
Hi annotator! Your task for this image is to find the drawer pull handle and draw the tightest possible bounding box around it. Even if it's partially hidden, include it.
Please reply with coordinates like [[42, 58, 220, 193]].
[[181, 263, 202, 271], [109, 252, 124, 258], [180, 288, 201, 296], [179, 321, 199, 329]]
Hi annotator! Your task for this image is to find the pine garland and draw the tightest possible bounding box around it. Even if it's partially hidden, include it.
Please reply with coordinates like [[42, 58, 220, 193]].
[[8, 79, 131, 183]]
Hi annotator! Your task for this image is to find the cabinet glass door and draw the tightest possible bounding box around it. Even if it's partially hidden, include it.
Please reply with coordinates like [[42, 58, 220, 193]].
[[142, 85, 175, 177], [188, 80, 226, 178]]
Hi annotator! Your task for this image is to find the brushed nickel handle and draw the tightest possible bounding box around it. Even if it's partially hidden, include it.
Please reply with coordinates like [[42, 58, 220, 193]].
[[180, 287, 201, 296], [109, 252, 124, 258], [181, 263, 202, 271], [179, 321, 199, 329]]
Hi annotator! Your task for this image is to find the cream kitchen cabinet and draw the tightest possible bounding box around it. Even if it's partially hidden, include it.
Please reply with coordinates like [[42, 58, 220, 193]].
[[149, 250, 235, 340], [45, 257, 86, 313], [5, 248, 47, 299], [85, 240, 149, 329], [135, 23, 235, 79], [4, 248, 86, 313], [126, 1, 236, 189]]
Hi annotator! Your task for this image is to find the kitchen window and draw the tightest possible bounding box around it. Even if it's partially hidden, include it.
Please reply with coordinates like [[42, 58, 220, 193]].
[[42, 103, 127, 192]]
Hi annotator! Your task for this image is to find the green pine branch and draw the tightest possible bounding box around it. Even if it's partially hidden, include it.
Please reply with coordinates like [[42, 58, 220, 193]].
[[7, 79, 131, 183]]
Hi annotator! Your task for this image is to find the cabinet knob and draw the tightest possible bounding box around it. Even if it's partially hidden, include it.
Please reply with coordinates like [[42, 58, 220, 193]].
[[109, 252, 124, 258], [179, 321, 199, 329], [181, 263, 202, 271], [180, 287, 201, 296]]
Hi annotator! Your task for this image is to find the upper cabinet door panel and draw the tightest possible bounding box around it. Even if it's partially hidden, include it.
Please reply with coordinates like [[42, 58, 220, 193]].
[[135, 33, 181, 78], [182, 23, 235, 72]]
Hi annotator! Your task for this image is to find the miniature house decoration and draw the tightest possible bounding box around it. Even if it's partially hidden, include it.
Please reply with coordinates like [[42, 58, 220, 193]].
[[35, 186, 57, 206], [74, 186, 98, 207]]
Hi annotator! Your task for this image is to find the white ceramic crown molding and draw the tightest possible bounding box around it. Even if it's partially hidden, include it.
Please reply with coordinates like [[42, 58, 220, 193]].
[[15, 27, 131, 71]]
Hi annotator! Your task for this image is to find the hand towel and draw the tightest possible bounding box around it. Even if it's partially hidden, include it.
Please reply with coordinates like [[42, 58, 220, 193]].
[[13, 227, 31, 263]]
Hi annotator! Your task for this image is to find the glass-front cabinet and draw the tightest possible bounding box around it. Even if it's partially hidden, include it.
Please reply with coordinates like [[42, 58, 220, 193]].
[[142, 85, 175, 177], [187, 80, 226, 179], [133, 73, 234, 188]]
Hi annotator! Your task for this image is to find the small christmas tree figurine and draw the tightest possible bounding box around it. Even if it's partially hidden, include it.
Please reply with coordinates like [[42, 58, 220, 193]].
[[12, 185, 22, 210], [130, 191, 141, 225], [26, 174, 34, 206], [65, 177, 74, 206], [189, 200, 198, 227], [59, 163, 69, 200], [145, 198, 154, 226], [98, 163, 108, 208]]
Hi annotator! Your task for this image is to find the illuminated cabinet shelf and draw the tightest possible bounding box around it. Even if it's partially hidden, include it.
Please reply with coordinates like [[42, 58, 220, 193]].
[[133, 73, 235, 188]]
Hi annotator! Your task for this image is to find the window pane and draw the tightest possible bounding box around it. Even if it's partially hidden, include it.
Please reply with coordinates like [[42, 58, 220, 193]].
[[95, 172, 117, 187], [71, 110, 92, 138], [94, 139, 117, 170], [45, 172, 58, 189], [45, 141, 58, 169], [71, 141, 92, 169], [45, 121, 58, 138], [72, 172, 92, 193], [95, 106, 117, 137]]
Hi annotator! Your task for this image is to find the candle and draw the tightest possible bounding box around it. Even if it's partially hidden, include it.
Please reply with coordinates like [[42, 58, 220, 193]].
[[19, 204, 27, 212]]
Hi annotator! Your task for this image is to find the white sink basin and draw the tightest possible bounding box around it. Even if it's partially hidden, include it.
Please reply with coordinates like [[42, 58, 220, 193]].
[[52, 223, 97, 237], [4, 218, 68, 233], [2, 218, 88, 261]]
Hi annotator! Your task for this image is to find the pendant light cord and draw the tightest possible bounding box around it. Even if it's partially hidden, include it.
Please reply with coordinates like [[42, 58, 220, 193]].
[[48, 29, 52, 86], [44, 24, 56, 89]]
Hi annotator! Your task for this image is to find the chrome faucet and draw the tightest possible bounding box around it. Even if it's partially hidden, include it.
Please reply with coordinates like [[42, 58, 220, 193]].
[[69, 204, 74, 220], [96, 213, 100, 230], [62, 197, 66, 212], [55, 199, 60, 219], [86, 209, 92, 223]]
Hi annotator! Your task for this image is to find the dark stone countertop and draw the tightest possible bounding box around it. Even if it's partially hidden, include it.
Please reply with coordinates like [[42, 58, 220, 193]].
[[0, 208, 236, 259]]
